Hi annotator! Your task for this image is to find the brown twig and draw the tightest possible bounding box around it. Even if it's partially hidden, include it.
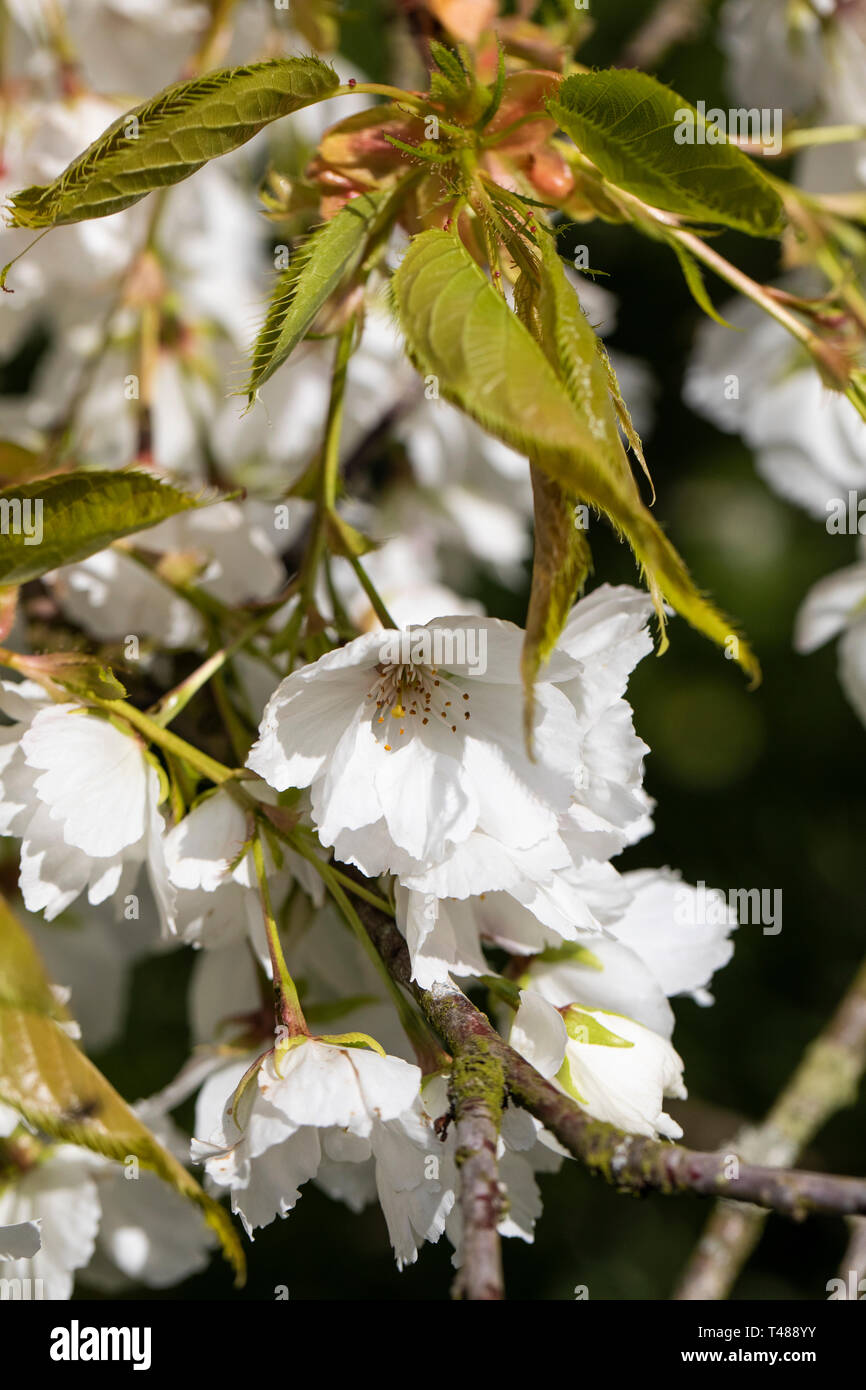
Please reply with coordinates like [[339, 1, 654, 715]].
[[620, 0, 707, 70], [835, 1218, 866, 1299], [351, 890, 866, 1225], [449, 1041, 506, 1300], [673, 956, 866, 1300]]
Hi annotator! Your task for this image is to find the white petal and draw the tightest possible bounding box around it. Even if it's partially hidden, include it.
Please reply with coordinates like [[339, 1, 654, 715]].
[[165, 789, 249, 891], [22, 708, 148, 857], [611, 868, 736, 1004], [794, 563, 866, 653], [510, 991, 568, 1079], [562, 1010, 686, 1139]]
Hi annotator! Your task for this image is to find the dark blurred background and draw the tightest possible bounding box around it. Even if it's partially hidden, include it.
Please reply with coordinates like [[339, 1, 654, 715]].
[[51, 0, 866, 1299]]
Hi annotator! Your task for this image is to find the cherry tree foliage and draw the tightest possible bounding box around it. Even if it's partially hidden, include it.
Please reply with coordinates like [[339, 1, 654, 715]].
[[0, 0, 865, 1303]]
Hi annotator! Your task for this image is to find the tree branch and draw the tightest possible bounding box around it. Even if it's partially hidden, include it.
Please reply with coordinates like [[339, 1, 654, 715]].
[[620, 0, 707, 70], [449, 1041, 506, 1300], [351, 890, 866, 1224], [673, 955, 866, 1300], [835, 1218, 866, 1299]]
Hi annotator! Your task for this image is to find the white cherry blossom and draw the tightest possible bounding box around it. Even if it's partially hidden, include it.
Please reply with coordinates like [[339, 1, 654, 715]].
[[684, 294, 866, 520], [192, 1040, 429, 1249], [0, 1145, 101, 1299], [0, 682, 175, 930], [0, 1116, 214, 1298], [795, 540, 866, 724], [510, 989, 687, 1141], [248, 587, 654, 895]]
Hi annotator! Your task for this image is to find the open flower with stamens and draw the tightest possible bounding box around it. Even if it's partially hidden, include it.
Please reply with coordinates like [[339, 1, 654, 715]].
[[247, 616, 580, 889], [248, 588, 655, 894]]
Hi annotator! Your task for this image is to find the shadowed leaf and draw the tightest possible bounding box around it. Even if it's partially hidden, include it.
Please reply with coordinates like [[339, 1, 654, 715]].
[[0, 470, 233, 586], [0, 897, 245, 1283]]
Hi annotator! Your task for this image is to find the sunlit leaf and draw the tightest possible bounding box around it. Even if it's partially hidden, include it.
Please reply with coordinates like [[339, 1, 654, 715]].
[[549, 69, 785, 237], [392, 229, 758, 682], [8, 58, 339, 228], [245, 190, 394, 398]]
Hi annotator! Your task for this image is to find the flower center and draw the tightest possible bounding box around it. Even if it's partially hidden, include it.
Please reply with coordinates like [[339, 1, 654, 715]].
[[365, 661, 471, 750]]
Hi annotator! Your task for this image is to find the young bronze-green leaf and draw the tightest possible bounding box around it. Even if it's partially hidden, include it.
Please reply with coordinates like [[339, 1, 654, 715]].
[[8, 57, 339, 228], [0, 897, 245, 1283]]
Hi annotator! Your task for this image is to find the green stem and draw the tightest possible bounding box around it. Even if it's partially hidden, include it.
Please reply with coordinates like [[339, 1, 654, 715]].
[[346, 83, 428, 112], [148, 607, 277, 729], [672, 226, 866, 421], [295, 318, 357, 606], [290, 833, 394, 915], [346, 552, 399, 630], [321, 318, 355, 514], [252, 832, 308, 1037], [289, 838, 441, 1067], [782, 124, 866, 152], [93, 696, 238, 786]]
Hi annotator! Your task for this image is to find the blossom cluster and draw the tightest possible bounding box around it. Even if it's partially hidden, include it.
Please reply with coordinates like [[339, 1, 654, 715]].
[[4, 0, 852, 1302]]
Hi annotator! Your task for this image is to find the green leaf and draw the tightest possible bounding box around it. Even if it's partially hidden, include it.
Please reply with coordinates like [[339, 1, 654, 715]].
[[429, 40, 469, 95], [13, 654, 127, 701], [534, 234, 758, 680], [669, 239, 737, 327], [477, 46, 506, 130], [0, 897, 245, 1284], [549, 69, 785, 237], [563, 1006, 634, 1048], [245, 191, 392, 399], [522, 466, 592, 753], [324, 511, 377, 558], [394, 230, 603, 471], [595, 336, 654, 500], [392, 229, 758, 682], [8, 57, 339, 228], [0, 469, 231, 586]]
